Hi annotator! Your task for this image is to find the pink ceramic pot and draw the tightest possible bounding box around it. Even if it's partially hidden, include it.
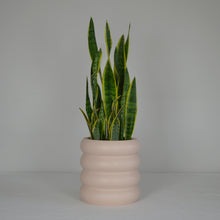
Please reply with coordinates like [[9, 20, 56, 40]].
[[80, 138, 140, 206]]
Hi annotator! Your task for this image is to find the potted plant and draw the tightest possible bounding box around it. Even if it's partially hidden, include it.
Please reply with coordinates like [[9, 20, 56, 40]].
[[80, 18, 140, 206]]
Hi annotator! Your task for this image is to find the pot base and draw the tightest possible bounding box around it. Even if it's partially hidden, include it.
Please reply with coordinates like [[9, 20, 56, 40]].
[[80, 185, 140, 206]]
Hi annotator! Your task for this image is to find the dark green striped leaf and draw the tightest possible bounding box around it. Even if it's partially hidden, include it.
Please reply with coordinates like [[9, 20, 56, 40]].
[[91, 49, 102, 75], [95, 84, 102, 112], [113, 46, 119, 86], [119, 68, 130, 139], [125, 24, 131, 61], [99, 118, 106, 140], [98, 101, 105, 120], [111, 95, 121, 117], [98, 103, 105, 139], [125, 78, 137, 140], [91, 49, 102, 104], [102, 60, 117, 119], [115, 35, 126, 97], [88, 18, 98, 61], [107, 112, 113, 135], [105, 21, 112, 57], [86, 77, 92, 121], [108, 105, 124, 138], [110, 118, 120, 140]]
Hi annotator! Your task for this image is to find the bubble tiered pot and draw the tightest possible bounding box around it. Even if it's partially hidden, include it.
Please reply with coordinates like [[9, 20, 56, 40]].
[[80, 138, 140, 206]]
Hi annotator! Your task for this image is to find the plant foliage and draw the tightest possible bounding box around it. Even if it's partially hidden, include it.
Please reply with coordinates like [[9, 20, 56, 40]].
[[80, 18, 137, 140]]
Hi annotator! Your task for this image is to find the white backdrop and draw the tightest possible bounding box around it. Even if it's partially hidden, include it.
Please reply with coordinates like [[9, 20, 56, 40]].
[[0, 0, 219, 172]]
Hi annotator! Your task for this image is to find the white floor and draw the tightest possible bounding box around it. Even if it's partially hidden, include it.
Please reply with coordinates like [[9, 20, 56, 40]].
[[0, 172, 220, 220]]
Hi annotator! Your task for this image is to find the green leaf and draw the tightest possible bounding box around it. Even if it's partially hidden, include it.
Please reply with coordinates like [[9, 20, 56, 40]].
[[79, 108, 93, 139], [91, 49, 102, 75], [110, 118, 120, 140], [105, 21, 112, 57], [125, 78, 137, 140], [92, 120, 100, 140], [88, 18, 98, 61], [102, 119, 106, 139], [108, 105, 124, 138], [115, 35, 126, 97], [97, 84, 102, 110], [98, 103, 105, 139], [107, 111, 113, 136], [111, 95, 121, 117], [91, 49, 102, 105], [98, 101, 105, 120], [86, 77, 92, 121], [102, 60, 117, 119], [113, 46, 119, 86], [119, 68, 130, 139], [125, 24, 131, 61]]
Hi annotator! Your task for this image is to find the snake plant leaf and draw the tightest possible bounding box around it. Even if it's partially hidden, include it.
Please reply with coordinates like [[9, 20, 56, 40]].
[[110, 117, 120, 140], [92, 87, 101, 123], [125, 77, 137, 140], [79, 108, 93, 139], [109, 105, 124, 140], [91, 71, 97, 105], [107, 111, 113, 136], [119, 68, 130, 139], [95, 84, 102, 112], [108, 104, 124, 136], [111, 95, 121, 117], [98, 101, 105, 120], [91, 49, 102, 75], [116, 35, 126, 97], [102, 60, 117, 119], [92, 119, 100, 140], [88, 17, 98, 61], [91, 110, 95, 125], [99, 118, 106, 140], [91, 49, 102, 104], [86, 77, 92, 121], [105, 21, 112, 57], [113, 46, 119, 86], [98, 103, 105, 139], [125, 24, 131, 61]]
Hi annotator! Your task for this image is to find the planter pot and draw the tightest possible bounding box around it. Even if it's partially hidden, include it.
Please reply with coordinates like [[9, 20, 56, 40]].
[[80, 138, 140, 206]]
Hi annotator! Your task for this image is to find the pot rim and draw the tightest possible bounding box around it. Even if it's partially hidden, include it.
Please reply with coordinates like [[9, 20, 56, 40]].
[[80, 137, 140, 155]]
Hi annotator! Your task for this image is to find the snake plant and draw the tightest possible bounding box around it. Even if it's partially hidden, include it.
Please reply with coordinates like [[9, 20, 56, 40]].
[[80, 18, 137, 140]]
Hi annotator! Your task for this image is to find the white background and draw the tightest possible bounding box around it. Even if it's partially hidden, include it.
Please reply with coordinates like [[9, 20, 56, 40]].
[[0, 0, 219, 172]]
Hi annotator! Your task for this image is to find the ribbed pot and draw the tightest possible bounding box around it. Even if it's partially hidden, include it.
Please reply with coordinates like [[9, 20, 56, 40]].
[[80, 138, 140, 206]]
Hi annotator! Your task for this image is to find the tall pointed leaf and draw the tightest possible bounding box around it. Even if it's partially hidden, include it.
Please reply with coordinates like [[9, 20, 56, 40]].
[[96, 84, 102, 111], [115, 35, 126, 97], [91, 49, 102, 75], [105, 21, 112, 57], [119, 68, 130, 139], [91, 49, 102, 104], [125, 78, 137, 140], [88, 18, 98, 61], [113, 46, 119, 86], [102, 60, 117, 119], [86, 77, 92, 121], [125, 24, 131, 61]]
